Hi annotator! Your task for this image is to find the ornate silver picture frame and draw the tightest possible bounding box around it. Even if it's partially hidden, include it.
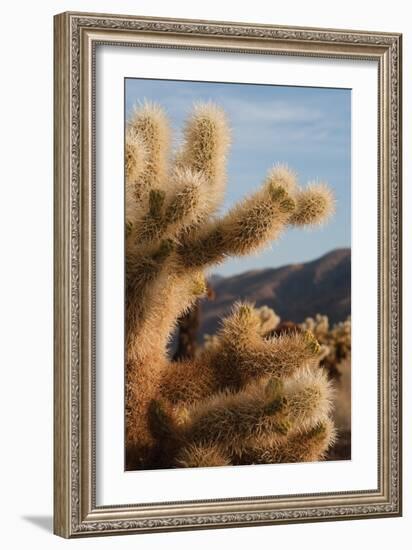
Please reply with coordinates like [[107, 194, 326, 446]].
[[54, 11, 402, 538]]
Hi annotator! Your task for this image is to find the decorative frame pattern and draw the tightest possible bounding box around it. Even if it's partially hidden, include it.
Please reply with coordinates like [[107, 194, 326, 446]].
[[53, 11, 402, 538]]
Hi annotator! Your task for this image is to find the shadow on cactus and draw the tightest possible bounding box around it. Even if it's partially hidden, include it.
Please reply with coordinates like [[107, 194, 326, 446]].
[[125, 101, 336, 470]]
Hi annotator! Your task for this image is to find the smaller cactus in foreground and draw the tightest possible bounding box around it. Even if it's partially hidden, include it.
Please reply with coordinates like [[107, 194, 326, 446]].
[[172, 303, 336, 467]]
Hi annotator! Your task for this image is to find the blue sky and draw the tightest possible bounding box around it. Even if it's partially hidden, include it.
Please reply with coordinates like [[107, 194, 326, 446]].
[[125, 78, 351, 276]]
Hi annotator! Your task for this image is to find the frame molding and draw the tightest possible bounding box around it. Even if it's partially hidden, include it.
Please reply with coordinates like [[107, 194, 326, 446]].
[[54, 11, 402, 538]]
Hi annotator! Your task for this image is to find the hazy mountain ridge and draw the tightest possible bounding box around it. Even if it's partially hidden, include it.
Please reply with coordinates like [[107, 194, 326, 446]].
[[200, 248, 351, 339]]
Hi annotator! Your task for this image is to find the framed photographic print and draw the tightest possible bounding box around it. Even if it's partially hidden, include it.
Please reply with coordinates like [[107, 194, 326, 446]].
[[53, 11, 402, 538]]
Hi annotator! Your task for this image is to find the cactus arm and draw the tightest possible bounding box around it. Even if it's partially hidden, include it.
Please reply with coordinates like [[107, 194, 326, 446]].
[[176, 102, 231, 216], [174, 368, 332, 458], [127, 101, 171, 196], [272, 419, 336, 463], [157, 302, 325, 409], [212, 331, 322, 388], [147, 368, 335, 467], [177, 169, 334, 271], [289, 182, 335, 227], [233, 418, 336, 465], [125, 102, 173, 269], [177, 179, 295, 269], [178, 379, 289, 455], [199, 303, 321, 388]]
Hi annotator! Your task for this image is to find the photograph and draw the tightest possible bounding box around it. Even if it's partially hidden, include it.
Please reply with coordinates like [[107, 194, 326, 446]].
[[124, 78, 352, 471]]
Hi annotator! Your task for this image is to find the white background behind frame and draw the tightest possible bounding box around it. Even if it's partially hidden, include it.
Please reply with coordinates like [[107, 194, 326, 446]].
[[1, 0, 410, 548], [95, 45, 378, 506]]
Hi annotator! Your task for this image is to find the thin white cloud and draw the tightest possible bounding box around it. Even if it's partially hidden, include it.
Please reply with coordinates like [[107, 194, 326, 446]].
[[225, 97, 323, 125]]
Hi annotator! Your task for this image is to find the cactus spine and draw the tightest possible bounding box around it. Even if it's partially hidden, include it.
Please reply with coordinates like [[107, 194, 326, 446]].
[[125, 101, 336, 469]]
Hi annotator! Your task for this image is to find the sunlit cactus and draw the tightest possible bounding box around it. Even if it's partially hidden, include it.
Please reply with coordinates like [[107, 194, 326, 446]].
[[300, 314, 351, 379], [256, 305, 281, 335], [203, 304, 279, 351], [125, 101, 336, 469]]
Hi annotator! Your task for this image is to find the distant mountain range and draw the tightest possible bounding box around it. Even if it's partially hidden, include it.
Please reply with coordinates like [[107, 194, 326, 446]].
[[199, 248, 351, 339]]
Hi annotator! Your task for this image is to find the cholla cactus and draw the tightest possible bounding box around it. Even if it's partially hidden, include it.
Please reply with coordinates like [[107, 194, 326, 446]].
[[300, 314, 351, 379], [254, 305, 281, 335], [125, 101, 336, 469], [203, 304, 280, 352]]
